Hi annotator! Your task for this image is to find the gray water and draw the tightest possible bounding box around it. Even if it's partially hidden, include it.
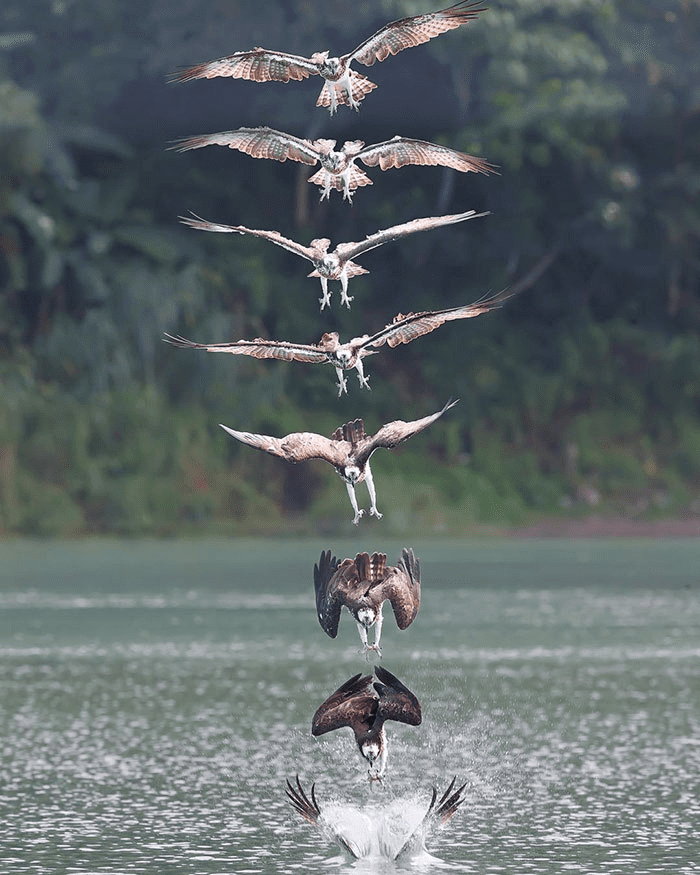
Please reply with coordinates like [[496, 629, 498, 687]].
[[1, 537, 699, 874]]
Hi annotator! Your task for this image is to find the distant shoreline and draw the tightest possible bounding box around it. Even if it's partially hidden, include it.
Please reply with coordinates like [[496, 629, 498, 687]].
[[508, 515, 700, 538]]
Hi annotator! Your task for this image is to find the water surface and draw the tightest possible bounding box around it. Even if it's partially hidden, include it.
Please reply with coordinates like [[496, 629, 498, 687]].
[[1, 538, 699, 873]]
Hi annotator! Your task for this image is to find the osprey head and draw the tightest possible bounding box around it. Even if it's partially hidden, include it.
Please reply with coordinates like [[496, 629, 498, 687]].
[[361, 738, 387, 782], [317, 54, 342, 77], [355, 606, 377, 628], [331, 347, 354, 367], [342, 465, 362, 484], [317, 252, 340, 276]]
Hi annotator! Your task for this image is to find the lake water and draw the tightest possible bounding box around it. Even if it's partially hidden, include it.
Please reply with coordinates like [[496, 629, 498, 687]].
[[1, 537, 699, 874]]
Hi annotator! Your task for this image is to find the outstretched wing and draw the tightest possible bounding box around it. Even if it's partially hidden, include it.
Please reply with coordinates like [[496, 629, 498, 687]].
[[171, 127, 322, 166], [346, 1, 486, 67], [336, 210, 487, 262], [163, 333, 328, 364], [354, 399, 459, 465], [179, 213, 317, 263], [357, 136, 495, 175], [314, 550, 343, 637], [285, 776, 322, 826], [376, 547, 421, 630], [219, 425, 347, 466], [171, 48, 321, 83], [360, 289, 514, 352], [312, 673, 376, 736], [373, 665, 422, 726]]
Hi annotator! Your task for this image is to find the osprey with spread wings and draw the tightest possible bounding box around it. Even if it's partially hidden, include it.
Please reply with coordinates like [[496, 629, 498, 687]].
[[172, 1, 486, 114]]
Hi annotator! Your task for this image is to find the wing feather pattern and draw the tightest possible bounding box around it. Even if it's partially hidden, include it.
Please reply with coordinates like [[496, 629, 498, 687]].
[[336, 210, 487, 261], [163, 333, 328, 364], [171, 127, 322, 165], [348, 1, 487, 67], [171, 48, 320, 83], [219, 425, 347, 466], [373, 665, 422, 726], [179, 214, 317, 263], [378, 547, 421, 630], [312, 674, 376, 736], [361, 289, 514, 351], [358, 136, 495, 175], [354, 399, 458, 465]]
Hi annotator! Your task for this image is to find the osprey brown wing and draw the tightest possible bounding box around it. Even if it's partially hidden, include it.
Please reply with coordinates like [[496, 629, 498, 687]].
[[353, 399, 458, 465], [358, 137, 495, 175], [314, 550, 344, 637], [163, 333, 328, 364], [179, 214, 318, 263], [377, 547, 421, 630], [373, 665, 422, 726], [171, 48, 320, 83], [219, 425, 348, 466], [336, 211, 487, 263], [171, 127, 321, 165], [348, 1, 487, 67], [312, 673, 376, 736], [362, 290, 515, 352]]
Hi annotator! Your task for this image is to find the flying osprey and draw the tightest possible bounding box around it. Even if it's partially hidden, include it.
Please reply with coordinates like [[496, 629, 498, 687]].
[[172, 127, 496, 202], [219, 399, 458, 525], [163, 290, 512, 397], [314, 548, 421, 656], [311, 666, 422, 781], [171, 1, 486, 114], [179, 211, 487, 310], [286, 774, 466, 860]]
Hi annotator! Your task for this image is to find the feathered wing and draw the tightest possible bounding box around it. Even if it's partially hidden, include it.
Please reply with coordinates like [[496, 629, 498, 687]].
[[171, 48, 321, 83], [171, 127, 322, 165], [179, 214, 318, 264], [357, 136, 495, 175], [353, 399, 459, 465], [378, 548, 421, 630], [361, 290, 515, 352], [314, 550, 344, 638], [336, 211, 487, 262], [219, 425, 348, 467], [163, 333, 328, 364], [373, 665, 422, 726], [312, 673, 376, 736], [285, 776, 322, 826], [346, 1, 486, 67]]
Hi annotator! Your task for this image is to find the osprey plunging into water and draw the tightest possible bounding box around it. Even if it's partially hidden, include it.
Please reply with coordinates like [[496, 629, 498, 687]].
[[171, 1, 486, 114], [311, 666, 422, 781], [219, 399, 458, 525], [179, 211, 487, 310], [172, 127, 495, 202], [314, 548, 421, 656]]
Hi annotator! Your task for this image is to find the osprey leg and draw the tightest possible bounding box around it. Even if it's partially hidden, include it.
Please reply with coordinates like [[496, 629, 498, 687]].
[[364, 462, 383, 520], [339, 273, 354, 309], [318, 277, 332, 311], [346, 481, 364, 525], [354, 357, 371, 391], [334, 366, 348, 397]]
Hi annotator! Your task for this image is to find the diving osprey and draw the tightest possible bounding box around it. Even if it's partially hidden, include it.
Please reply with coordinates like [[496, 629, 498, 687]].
[[219, 399, 458, 525], [172, 128, 495, 202], [163, 291, 513, 397], [311, 666, 422, 781], [286, 775, 466, 860], [314, 548, 421, 656], [179, 211, 487, 310], [172, 1, 486, 115]]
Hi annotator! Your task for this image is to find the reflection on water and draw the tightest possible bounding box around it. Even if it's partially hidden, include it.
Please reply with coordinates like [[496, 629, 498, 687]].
[[0, 538, 699, 874]]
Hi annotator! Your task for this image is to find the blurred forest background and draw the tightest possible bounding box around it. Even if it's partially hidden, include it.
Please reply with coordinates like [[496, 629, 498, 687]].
[[1, 0, 699, 537]]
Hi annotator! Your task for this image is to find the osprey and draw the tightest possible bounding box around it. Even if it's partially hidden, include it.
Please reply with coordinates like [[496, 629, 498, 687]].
[[163, 291, 513, 397], [179, 211, 487, 310], [286, 774, 466, 860], [219, 399, 458, 525], [311, 666, 422, 781], [173, 127, 495, 202], [314, 548, 421, 656], [172, 1, 486, 114]]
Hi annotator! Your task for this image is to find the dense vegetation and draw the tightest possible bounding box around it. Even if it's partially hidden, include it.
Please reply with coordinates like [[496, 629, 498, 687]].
[[1, 0, 699, 536]]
